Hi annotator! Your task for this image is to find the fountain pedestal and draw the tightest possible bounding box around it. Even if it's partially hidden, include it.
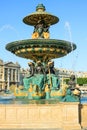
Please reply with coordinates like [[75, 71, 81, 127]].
[[0, 102, 81, 130]]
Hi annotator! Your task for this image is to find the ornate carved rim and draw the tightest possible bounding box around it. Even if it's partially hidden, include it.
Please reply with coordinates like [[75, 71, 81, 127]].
[[23, 13, 59, 26], [6, 39, 76, 62]]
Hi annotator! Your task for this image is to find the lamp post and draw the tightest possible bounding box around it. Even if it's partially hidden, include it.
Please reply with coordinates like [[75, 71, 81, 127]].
[[7, 68, 10, 91]]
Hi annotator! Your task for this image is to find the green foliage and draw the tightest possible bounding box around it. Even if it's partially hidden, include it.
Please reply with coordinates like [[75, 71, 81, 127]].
[[64, 79, 69, 84], [77, 78, 87, 86], [64, 77, 87, 86]]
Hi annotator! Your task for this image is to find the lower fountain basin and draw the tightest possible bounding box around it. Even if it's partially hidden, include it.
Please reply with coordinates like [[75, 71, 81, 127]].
[[0, 97, 85, 104]]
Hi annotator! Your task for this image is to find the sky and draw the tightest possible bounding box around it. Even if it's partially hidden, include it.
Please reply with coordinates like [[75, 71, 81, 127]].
[[0, 0, 87, 72]]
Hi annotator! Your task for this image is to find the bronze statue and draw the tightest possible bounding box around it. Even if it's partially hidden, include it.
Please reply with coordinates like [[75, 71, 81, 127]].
[[28, 62, 35, 77], [68, 74, 76, 90], [46, 61, 55, 74], [33, 19, 50, 39], [35, 60, 45, 74]]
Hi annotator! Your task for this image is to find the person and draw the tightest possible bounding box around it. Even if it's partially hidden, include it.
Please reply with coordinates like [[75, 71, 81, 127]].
[[45, 84, 50, 99], [62, 87, 80, 102], [68, 74, 76, 90], [43, 24, 50, 33], [35, 60, 45, 74], [30, 60, 45, 91], [34, 20, 44, 38], [46, 61, 55, 74], [23, 62, 35, 90], [28, 62, 35, 77], [46, 61, 60, 90], [33, 20, 50, 39]]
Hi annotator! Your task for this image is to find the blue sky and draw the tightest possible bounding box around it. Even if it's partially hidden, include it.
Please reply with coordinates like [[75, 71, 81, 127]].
[[0, 0, 87, 71]]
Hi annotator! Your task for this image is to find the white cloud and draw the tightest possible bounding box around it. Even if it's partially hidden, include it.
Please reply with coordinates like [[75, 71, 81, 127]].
[[0, 24, 20, 38]]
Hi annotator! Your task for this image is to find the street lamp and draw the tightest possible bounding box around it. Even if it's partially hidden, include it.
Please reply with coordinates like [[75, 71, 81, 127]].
[[7, 68, 10, 91]]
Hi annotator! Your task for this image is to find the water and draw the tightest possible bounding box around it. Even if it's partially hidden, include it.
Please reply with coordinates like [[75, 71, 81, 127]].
[[0, 98, 60, 104], [80, 97, 87, 104], [64, 21, 79, 71], [0, 97, 87, 104], [64, 21, 73, 50]]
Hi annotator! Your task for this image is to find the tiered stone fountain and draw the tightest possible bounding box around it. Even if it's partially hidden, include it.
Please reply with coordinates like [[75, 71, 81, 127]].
[[6, 4, 80, 101], [0, 4, 82, 130]]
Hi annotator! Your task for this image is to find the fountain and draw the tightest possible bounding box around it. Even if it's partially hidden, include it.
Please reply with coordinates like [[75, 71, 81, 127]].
[[2, 4, 82, 130], [5, 4, 80, 102]]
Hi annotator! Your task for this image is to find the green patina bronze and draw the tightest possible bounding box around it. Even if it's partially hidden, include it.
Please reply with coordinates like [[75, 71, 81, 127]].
[[6, 39, 76, 62], [6, 4, 80, 102]]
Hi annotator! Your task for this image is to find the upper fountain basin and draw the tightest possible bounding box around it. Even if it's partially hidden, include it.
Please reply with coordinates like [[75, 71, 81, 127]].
[[6, 39, 76, 62]]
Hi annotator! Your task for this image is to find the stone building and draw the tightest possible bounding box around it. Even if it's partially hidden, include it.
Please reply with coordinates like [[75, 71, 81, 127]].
[[0, 59, 20, 90]]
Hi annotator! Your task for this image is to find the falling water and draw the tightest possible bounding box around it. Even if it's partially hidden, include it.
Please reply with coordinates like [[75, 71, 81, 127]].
[[64, 22, 76, 70], [64, 21, 79, 85], [64, 21, 73, 51]]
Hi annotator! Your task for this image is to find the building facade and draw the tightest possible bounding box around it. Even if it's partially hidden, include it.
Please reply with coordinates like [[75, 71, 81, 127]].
[[0, 59, 20, 90]]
